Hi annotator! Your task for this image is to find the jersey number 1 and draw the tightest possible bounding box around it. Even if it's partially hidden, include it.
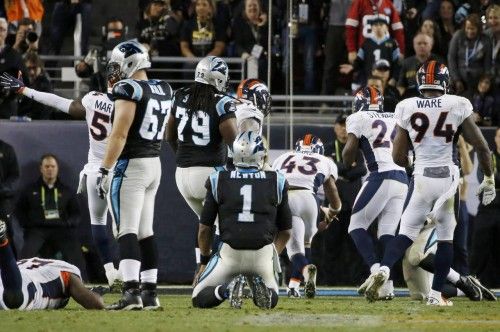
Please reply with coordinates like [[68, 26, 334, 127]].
[[238, 185, 254, 222]]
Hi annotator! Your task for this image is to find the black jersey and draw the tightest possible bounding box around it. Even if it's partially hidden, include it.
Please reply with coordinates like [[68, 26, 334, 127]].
[[111, 78, 173, 159], [355, 36, 400, 78], [200, 169, 292, 250], [172, 87, 236, 167]]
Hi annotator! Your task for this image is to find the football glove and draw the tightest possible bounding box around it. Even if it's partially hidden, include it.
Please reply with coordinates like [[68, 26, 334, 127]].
[[0, 71, 25, 93], [477, 174, 496, 206], [96, 167, 111, 199]]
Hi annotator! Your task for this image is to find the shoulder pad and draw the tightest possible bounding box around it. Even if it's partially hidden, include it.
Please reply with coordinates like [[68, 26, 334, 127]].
[[215, 95, 236, 117], [112, 79, 143, 102], [276, 172, 286, 205], [209, 170, 221, 203]]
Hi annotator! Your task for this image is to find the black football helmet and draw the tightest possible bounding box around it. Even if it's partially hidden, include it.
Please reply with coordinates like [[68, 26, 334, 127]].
[[237, 79, 272, 116], [352, 86, 384, 113]]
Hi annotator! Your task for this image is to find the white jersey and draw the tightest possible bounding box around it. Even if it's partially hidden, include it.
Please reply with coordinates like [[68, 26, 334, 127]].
[[272, 151, 338, 194], [235, 100, 264, 135], [0, 258, 81, 310], [395, 94, 473, 174], [81, 91, 114, 168], [346, 111, 405, 174]]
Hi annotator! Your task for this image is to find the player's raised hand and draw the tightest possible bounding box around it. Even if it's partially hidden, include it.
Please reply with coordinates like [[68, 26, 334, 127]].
[[477, 174, 496, 205], [0, 71, 25, 93], [96, 167, 111, 199]]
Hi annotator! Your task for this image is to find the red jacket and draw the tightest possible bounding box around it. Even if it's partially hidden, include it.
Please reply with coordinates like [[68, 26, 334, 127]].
[[345, 0, 405, 55]]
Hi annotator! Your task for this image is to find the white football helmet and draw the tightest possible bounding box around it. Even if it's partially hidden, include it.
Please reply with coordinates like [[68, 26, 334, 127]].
[[194, 56, 229, 92], [107, 40, 151, 80], [233, 131, 266, 169]]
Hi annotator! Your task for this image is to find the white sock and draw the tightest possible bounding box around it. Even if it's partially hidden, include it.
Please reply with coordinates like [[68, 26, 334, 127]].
[[379, 265, 390, 276], [386, 280, 394, 290], [195, 248, 201, 264], [104, 262, 117, 286], [119, 259, 141, 282], [447, 269, 460, 284], [429, 289, 441, 299], [370, 263, 380, 274], [140, 269, 158, 284], [214, 285, 223, 300], [288, 279, 300, 289], [457, 289, 465, 297]]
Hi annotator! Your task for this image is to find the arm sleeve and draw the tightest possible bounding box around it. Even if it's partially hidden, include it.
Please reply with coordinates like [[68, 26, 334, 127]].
[[327, 158, 339, 181], [111, 79, 143, 102], [275, 181, 292, 231], [200, 178, 218, 227], [457, 97, 474, 124], [394, 101, 406, 128], [345, 0, 360, 53], [345, 113, 362, 138]]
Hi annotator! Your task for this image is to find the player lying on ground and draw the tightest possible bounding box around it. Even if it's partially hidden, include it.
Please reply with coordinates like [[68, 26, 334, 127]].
[[343, 86, 409, 300], [272, 134, 341, 298], [192, 131, 292, 309], [402, 221, 497, 302], [0, 219, 103, 310], [0, 71, 121, 290]]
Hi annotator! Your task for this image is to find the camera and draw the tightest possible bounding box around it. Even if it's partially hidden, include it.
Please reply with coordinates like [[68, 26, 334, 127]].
[[26, 31, 38, 43]]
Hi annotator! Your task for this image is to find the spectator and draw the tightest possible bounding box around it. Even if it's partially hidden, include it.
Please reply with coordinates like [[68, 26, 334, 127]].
[[471, 74, 496, 127], [231, 0, 268, 79], [0, 18, 26, 119], [397, 32, 442, 98], [368, 62, 401, 113], [180, 0, 226, 58], [137, 0, 181, 57], [15, 154, 86, 277], [11, 18, 39, 56], [49, 0, 92, 55], [0, 139, 19, 255], [17, 52, 53, 120], [419, 19, 447, 59], [485, 5, 500, 118], [5, 0, 44, 34], [321, 0, 351, 96], [339, 15, 401, 89], [448, 14, 492, 97], [470, 127, 500, 287], [436, 0, 457, 58], [345, 0, 405, 65]]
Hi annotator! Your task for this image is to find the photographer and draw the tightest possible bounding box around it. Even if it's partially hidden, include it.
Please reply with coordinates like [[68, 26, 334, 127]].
[[12, 18, 39, 55]]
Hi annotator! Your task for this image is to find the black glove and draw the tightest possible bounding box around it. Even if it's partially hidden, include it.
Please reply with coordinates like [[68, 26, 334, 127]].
[[96, 167, 110, 199], [0, 71, 25, 93]]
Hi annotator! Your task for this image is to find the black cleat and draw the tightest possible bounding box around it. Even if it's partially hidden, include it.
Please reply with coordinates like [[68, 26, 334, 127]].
[[106, 288, 143, 310], [468, 276, 497, 301], [0, 220, 7, 243], [456, 276, 482, 301], [141, 289, 162, 310], [247, 276, 272, 309]]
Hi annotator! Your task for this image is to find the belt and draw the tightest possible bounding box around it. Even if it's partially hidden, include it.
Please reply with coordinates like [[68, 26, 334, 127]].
[[288, 186, 309, 191], [423, 166, 450, 178]]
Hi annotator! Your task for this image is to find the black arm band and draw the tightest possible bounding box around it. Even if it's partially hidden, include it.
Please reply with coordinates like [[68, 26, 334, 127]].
[[200, 254, 211, 265]]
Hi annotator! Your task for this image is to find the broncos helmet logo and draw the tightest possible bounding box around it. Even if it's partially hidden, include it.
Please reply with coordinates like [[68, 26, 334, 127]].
[[119, 43, 144, 58]]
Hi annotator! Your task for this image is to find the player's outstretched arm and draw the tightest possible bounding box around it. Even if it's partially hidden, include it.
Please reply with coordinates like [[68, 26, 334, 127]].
[[461, 116, 493, 177], [68, 274, 104, 310], [0, 72, 86, 119], [392, 125, 411, 167], [342, 133, 359, 167]]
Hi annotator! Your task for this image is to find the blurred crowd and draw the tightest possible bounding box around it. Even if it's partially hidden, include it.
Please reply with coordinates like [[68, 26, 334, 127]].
[[0, 0, 499, 126]]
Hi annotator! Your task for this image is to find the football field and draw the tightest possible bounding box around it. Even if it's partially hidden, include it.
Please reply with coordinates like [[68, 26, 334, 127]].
[[2, 293, 500, 331]]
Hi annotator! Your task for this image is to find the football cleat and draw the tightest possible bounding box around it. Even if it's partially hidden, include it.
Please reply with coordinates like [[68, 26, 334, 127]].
[[0, 220, 7, 244], [90, 285, 108, 296], [141, 289, 161, 311], [287, 287, 301, 298], [456, 276, 482, 301], [378, 280, 395, 301], [468, 276, 497, 301], [247, 276, 272, 309], [106, 288, 143, 310], [426, 295, 453, 306], [228, 275, 246, 309], [365, 269, 389, 302], [303, 264, 317, 299], [358, 274, 375, 296]]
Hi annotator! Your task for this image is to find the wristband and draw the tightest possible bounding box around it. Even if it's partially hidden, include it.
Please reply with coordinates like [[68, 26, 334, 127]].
[[329, 203, 342, 214], [200, 254, 211, 265]]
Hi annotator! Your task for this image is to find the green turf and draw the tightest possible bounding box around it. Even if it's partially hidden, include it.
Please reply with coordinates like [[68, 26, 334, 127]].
[[1, 295, 499, 331]]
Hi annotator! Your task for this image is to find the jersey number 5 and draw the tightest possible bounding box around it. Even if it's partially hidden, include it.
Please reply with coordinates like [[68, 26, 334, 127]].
[[410, 112, 454, 143], [90, 112, 110, 141]]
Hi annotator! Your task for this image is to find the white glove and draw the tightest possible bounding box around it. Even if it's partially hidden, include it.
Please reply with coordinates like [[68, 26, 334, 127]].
[[96, 167, 111, 199], [477, 174, 496, 206]]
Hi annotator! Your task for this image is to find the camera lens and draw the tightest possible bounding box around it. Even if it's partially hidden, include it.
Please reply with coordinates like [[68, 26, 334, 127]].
[[26, 31, 38, 43]]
